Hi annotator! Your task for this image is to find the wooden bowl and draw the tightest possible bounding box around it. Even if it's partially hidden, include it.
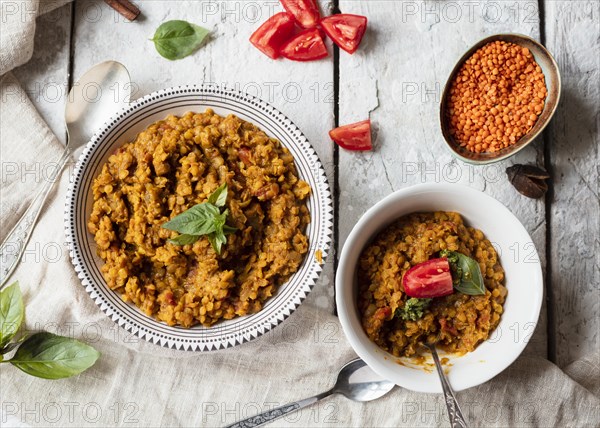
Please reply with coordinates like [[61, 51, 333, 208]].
[[440, 33, 561, 165]]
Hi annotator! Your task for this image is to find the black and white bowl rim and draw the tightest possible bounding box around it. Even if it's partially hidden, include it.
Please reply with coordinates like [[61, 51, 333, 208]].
[[64, 85, 334, 352]]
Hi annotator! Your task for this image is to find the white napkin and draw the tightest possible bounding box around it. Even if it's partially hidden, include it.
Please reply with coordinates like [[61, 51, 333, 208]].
[[1, 2, 598, 427]]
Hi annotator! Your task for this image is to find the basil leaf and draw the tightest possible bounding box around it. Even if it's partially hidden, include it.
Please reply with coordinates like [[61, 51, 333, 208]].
[[163, 185, 236, 255], [441, 250, 486, 295], [162, 203, 219, 235], [214, 227, 226, 244], [151, 20, 210, 61], [0, 282, 24, 350], [9, 332, 100, 380], [208, 183, 228, 207], [214, 210, 229, 231], [207, 234, 226, 254], [209, 215, 228, 254], [168, 234, 200, 246]]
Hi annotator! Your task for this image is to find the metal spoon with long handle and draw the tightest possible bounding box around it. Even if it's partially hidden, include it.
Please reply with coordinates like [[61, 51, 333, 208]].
[[226, 359, 395, 428], [0, 61, 131, 288], [425, 343, 468, 428]]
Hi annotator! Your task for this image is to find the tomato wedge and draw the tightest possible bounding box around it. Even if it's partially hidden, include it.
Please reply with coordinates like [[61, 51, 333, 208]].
[[329, 119, 372, 151], [280, 0, 320, 28], [250, 12, 296, 59], [403, 258, 454, 298], [320, 14, 368, 54], [280, 28, 328, 62]]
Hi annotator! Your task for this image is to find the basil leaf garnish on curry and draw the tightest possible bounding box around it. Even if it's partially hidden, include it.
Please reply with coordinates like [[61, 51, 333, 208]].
[[441, 250, 486, 296], [359, 212, 504, 358], [162, 183, 236, 254], [394, 250, 486, 321], [207, 183, 228, 207]]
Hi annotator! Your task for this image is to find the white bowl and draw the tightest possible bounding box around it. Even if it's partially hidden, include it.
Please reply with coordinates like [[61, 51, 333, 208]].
[[65, 86, 333, 351], [336, 183, 543, 393]]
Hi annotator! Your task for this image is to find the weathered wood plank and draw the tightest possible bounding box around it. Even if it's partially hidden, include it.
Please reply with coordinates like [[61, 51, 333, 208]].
[[338, 0, 547, 357], [71, 0, 336, 310], [544, 0, 599, 367]]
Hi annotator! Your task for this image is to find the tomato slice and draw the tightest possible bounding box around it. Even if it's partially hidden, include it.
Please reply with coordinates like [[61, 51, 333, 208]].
[[402, 258, 454, 298], [280, 29, 328, 62], [280, 0, 320, 28], [250, 12, 296, 59], [320, 14, 368, 54], [329, 119, 372, 151]]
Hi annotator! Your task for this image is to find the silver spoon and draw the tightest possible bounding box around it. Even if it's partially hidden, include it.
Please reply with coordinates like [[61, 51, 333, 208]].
[[0, 61, 131, 288], [226, 358, 395, 428], [424, 342, 468, 428]]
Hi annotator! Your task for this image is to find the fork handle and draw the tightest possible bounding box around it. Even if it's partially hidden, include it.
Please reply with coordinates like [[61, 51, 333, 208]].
[[225, 390, 333, 428], [0, 148, 71, 289], [428, 345, 468, 428]]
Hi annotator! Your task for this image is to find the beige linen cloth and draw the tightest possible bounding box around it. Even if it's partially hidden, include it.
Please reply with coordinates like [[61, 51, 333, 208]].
[[1, 2, 599, 427]]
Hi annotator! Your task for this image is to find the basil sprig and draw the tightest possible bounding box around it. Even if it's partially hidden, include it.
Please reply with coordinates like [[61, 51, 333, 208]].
[[9, 333, 101, 380], [441, 250, 486, 295], [0, 282, 100, 379], [151, 20, 210, 60], [162, 183, 236, 254]]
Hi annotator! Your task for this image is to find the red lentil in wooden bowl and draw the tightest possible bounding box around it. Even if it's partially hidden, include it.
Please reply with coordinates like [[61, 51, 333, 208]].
[[440, 34, 561, 165]]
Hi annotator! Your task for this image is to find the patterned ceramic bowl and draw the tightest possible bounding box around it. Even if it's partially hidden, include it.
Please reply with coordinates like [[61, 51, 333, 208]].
[[65, 86, 333, 351]]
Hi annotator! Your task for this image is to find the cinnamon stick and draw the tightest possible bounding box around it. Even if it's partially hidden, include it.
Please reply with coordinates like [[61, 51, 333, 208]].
[[104, 0, 140, 21]]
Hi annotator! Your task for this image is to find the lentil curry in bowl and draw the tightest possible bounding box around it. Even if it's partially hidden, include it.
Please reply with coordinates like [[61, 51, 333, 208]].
[[67, 86, 332, 351], [358, 212, 507, 358], [88, 109, 311, 328], [335, 184, 543, 392]]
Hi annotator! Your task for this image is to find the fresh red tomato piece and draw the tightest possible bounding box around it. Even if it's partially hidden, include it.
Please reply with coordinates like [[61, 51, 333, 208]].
[[320, 14, 368, 54], [280, 0, 320, 28], [403, 258, 454, 298], [280, 29, 328, 62], [250, 12, 296, 59], [329, 119, 372, 151]]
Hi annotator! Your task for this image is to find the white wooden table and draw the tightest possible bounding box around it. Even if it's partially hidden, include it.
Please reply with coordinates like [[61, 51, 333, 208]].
[[16, 0, 597, 381]]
